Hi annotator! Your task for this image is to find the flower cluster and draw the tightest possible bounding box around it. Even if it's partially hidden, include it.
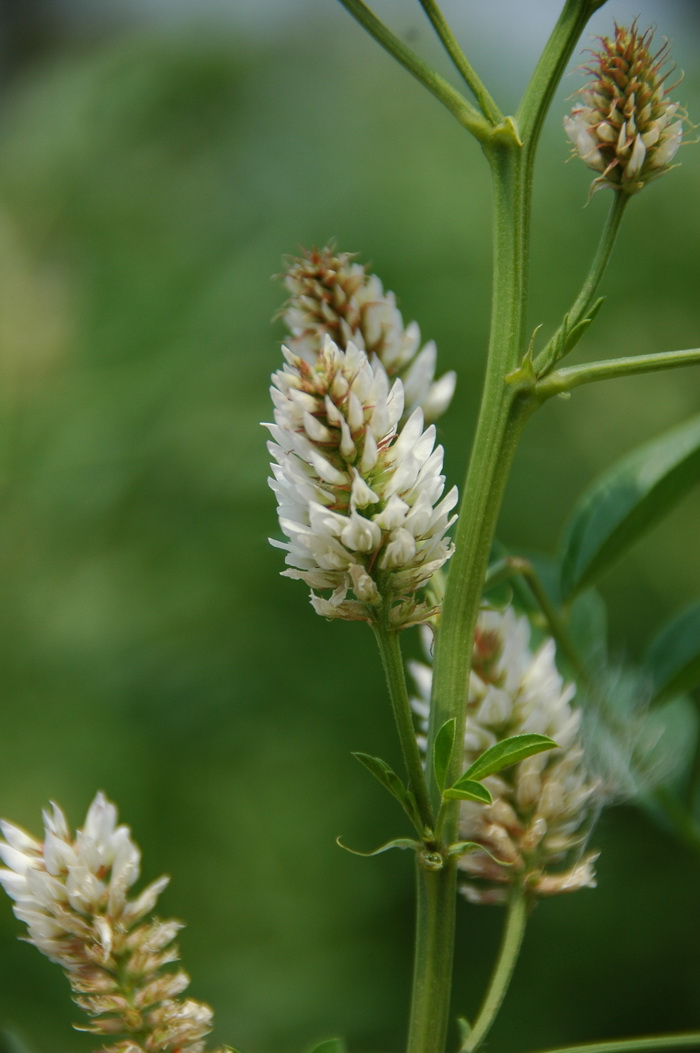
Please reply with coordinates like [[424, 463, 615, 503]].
[[280, 245, 456, 423], [266, 336, 457, 627], [0, 792, 225, 1053], [564, 23, 685, 195], [411, 607, 601, 903]]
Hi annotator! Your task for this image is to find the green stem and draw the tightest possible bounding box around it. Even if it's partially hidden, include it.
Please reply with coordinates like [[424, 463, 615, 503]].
[[462, 888, 528, 1053], [535, 192, 628, 375], [407, 861, 458, 1053], [372, 622, 434, 832], [538, 347, 700, 398], [485, 556, 589, 681], [428, 139, 533, 828], [417, 0, 502, 123], [525, 1034, 700, 1053], [336, 0, 491, 140]]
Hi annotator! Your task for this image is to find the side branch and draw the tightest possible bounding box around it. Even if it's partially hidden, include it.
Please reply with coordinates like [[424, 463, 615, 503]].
[[537, 347, 700, 398], [418, 0, 502, 123], [336, 0, 492, 141], [535, 192, 628, 376]]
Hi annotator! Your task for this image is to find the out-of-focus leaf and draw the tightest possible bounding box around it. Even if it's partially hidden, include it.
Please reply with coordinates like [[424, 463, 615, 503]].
[[645, 601, 700, 705], [463, 734, 557, 782], [560, 413, 700, 598], [433, 718, 456, 792], [0, 1031, 40, 1053]]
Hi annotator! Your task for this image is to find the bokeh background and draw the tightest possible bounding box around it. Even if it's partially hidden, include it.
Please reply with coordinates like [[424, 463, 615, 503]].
[[0, 2, 699, 1052]]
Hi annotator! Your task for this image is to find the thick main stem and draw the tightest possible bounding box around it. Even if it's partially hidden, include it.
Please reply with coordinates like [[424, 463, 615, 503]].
[[408, 861, 459, 1053], [408, 141, 533, 1053], [428, 141, 532, 824]]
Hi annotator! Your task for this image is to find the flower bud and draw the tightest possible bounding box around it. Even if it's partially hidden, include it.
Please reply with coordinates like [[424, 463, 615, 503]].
[[280, 245, 456, 423], [565, 23, 686, 196]]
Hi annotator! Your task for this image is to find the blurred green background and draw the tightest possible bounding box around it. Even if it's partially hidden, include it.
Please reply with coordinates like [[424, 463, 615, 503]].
[[0, 2, 699, 1052]]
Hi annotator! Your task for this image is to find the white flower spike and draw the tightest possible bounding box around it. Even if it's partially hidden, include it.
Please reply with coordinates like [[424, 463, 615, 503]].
[[266, 335, 457, 627], [0, 792, 226, 1053], [411, 607, 602, 903]]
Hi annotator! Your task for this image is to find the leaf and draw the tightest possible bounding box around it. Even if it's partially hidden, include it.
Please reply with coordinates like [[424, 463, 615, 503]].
[[433, 718, 456, 792], [443, 779, 493, 804], [560, 413, 700, 598], [352, 752, 422, 832], [305, 1042, 347, 1053], [463, 734, 557, 782], [447, 842, 510, 868], [645, 600, 700, 705], [336, 835, 419, 857]]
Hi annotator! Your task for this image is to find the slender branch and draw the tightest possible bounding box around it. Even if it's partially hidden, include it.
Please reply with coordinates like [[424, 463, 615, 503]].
[[417, 0, 502, 123], [485, 556, 588, 681], [537, 347, 700, 399], [525, 1034, 700, 1053], [517, 0, 603, 147], [336, 0, 492, 141], [535, 192, 628, 376], [461, 887, 528, 1053], [372, 622, 434, 831]]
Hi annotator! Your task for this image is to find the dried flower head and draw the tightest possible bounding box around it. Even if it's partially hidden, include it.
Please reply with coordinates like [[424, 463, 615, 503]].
[[411, 608, 601, 904], [0, 793, 226, 1053], [565, 23, 686, 195], [266, 335, 458, 628], [280, 245, 456, 423]]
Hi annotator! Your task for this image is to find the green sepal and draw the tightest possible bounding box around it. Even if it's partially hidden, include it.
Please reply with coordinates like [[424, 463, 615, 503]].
[[352, 752, 423, 834], [336, 835, 420, 857], [443, 779, 493, 804], [305, 1041, 347, 1053], [645, 600, 700, 706], [560, 412, 700, 598], [433, 718, 457, 792], [463, 733, 557, 782]]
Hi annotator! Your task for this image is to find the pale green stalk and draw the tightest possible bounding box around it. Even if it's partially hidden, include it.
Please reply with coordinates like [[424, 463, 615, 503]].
[[535, 191, 628, 376], [372, 621, 434, 833], [335, 0, 491, 140], [461, 888, 528, 1053], [417, 0, 502, 123]]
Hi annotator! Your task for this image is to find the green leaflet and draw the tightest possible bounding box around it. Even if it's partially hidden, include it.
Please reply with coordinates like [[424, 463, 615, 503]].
[[443, 779, 493, 804], [560, 413, 700, 598], [645, 600, 700, 706], [352, 752, 423, 834], [463, 733, 557, 782], [336, 835, 420, 857]]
